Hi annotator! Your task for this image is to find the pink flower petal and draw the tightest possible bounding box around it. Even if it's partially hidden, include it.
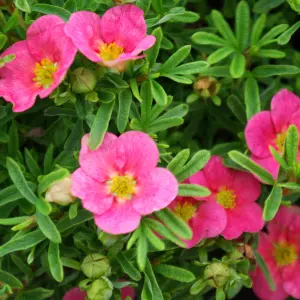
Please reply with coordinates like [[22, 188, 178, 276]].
[[117, 131, 159, 177], [189, 170, 211, 201], [79, 133, 119, 183], [271, 89, 300, 133], [132, 168, 178, 215], [222, 202, 264, 240], [185, 201, 227, 248], [121, 285, 135, 300], [101, 4, 146, 52], [27, 15, 64, 37], [63, 288, 87, 300], [131, 35, 156, 56], [282, 261, 300, 298], [251, 154, 280, 181], [64, 11, 102, 62], [245, 111, 276, 158], [94, 201, 141, 234], [100, 54, 144, 68], [71, 169, 113, 215], [257, 232, 277, 266], [231, 170, 261, 204]]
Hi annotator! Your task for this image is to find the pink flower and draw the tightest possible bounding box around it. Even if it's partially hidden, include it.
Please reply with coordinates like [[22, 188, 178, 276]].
[[251, 206, 300, 300], [71, 131, 178, 235], [169, 197, 227, 248], [245, 89, 300, 180], [189, 156, 264, 240], [63, 288, 87, 300], [0, 15, 77, 112], [64, 5, 156, 69], [121, 285, 135, 299]]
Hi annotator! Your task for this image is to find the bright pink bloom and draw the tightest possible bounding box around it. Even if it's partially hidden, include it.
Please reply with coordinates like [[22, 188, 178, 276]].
[[64, 5, 156, 69], [251, 206, 300, 300], [0, 15, 77, 112], [189, 156, 263, 240], [72, 131, 178, 235], [63, 288, 86, 300], [121, 285, 135, 299], [169, 197, 227, 248], [245, 89, 300, 180]]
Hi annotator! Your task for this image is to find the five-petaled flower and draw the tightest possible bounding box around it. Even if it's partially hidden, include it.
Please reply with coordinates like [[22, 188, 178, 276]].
[[64, 4, 156, 70], [251, 206, 300, 300], [245, 89, 300, 180], [189, 156, 264, 240], [71, 131, 178, 234], [0, 15, 77, 112]]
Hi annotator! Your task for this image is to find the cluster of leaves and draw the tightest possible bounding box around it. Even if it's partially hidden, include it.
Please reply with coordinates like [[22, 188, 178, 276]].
[[0, 0, 300, 299]]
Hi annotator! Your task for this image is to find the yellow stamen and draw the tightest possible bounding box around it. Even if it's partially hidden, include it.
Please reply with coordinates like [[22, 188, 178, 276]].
[[107, 174, 136, 200], [273, 242, 298, 267], [217, 188, 236, 209], [33, 58, 58, 89], [99, 43, 124, 61], [174, 202, 196, 222], [275, 132, 287, 153]]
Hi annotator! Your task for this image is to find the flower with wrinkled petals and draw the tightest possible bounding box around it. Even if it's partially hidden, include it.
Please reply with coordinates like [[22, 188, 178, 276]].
[[64, 5, 156, 70], [169, 197, 226, 248], [189, 156, 263, 240], [245, 89, 300, 180], [0, 15, 77, 112], [71, 131, 178, 235], [63, 288, 87, 300], [251, 206, 300, 300]]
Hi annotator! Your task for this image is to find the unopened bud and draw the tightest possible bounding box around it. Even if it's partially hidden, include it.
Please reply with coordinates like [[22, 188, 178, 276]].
[[81, 254, 111, 279], [193, 77, 221, 99], [204, 262, 231, 288], [71, 67, 97, 94], [45, 176, 76, 206], [86, 277, 113, 300]]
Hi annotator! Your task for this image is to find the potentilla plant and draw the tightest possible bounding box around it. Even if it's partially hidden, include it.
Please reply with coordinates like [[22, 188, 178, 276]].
[[0, 0, 299, 300]]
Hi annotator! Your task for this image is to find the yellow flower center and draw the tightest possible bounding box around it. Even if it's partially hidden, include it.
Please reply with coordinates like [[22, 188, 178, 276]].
[[108, 174, 136, 200], [33, 58, 58, 88], [273, 242, 298, 267], [99, 43, 124, 61], [174, 202, 196, 222], [275, 131, 287, 153], [217, 188, 237, 209]]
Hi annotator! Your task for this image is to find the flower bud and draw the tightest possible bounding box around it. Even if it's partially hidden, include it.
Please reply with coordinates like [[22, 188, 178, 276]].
[[193, 76, 221, 99], [204, 262, 231, 288], [45, 176, 76, 206], [81, 254, 111, 279], [86, 277, 113, 300], [85, 91, 99, 103], [71, 67, 97, 94]]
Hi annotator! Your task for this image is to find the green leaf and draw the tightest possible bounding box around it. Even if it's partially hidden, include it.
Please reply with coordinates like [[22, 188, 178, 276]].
[[253, 0, 285, 14], [48, 242, 64, 282], [245, 76, 260, 120], [8, 121, 19, 158], [168, 61, 209, 75], [18, 288, 54, 299], [279, 182, 300, 191], [154, 264, 195, 283], [207, 47, 234, 65], [64, 120, 83, 151], [148, 117, 183, 133], [160, 45, 191, 72], [199, 66, 230, 77], [252, 65, 300, 77], [259, 24, 289, 46], [228, 151, 275, 184], [161, 74, 193, 84], [227, 95, 246, 123], [31, 4, 71, 21], [152, 0, 163, 13], [288, 0, 300, 11], [0, 216, 29, 225], [175, 150, 210, 182], [68, 201, 78, 220], [230, 53, 246, 78], [216, 288, 226, 300], [235, 1, 250, 51], [143, 223, 165, 251], [269, 146, 289, 171], [167, 149, 190, 174], [178, 184, 211, 197], [6, 157, 38, 205], [251, 14, 267, 46], [150, 80, 168, 106], [190, 279, 206, 295], [3, 10, 19, 33], [36, 212, 61, 243], [211, 10, 237, 47], [0, 33, 8, 51], [255, 49, 286, 58], [146, 27, 163, 68], [60, 257, 81, 271], [25, 149, 41, 178], [255, 251, 276, 291], [116, 253, 142, 281], [0, 270, 23, 288], [14, 0, 31, 13], [192, 32, 227, 46], [106, 74, 128, 89], [126, 227, 141, 250], [278, 21, 300, 45], [263, 186, 282, 221], [136, 0, 151, 13], [157, 104, 188, 121], [137, 229, 148, 271], [142, 273, 153, 300], [130, 79, 142, 102], [117, 89, 132, 133], [155, 209, 192, 240], [11, 254, 33, 276], [286, 125, 299, 170], [89, 101, 115, 150], [144, 259, 164, 300]]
